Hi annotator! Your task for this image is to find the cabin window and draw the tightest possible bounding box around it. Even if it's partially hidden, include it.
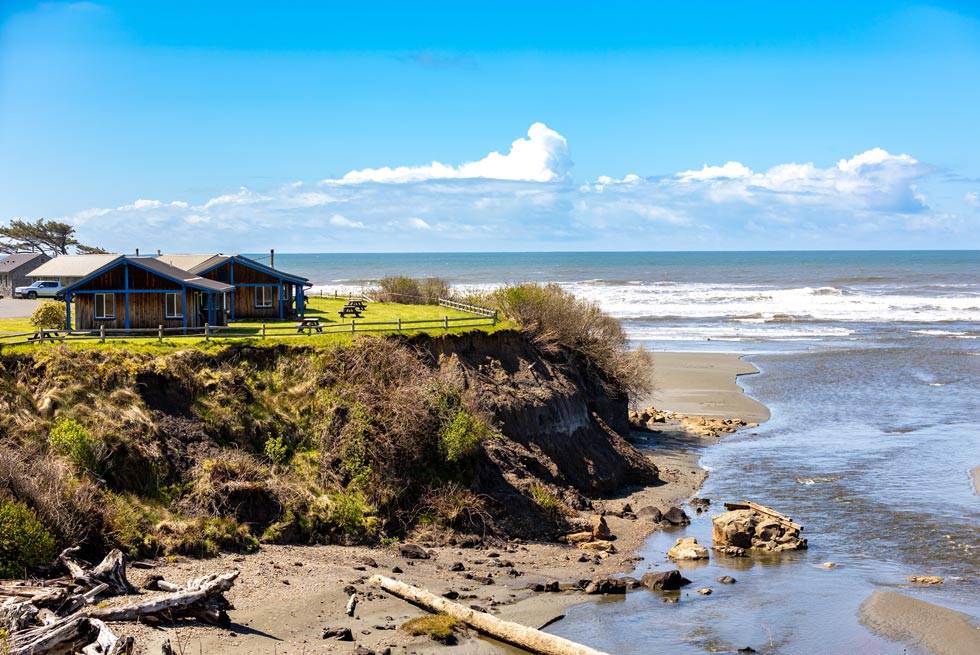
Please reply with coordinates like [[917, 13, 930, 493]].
[[94, 293, 115, 319], [255, 285, 276, 308], [165, 292, 182, 318]]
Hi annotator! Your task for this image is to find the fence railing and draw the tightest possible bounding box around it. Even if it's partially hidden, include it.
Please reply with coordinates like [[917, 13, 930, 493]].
[[0, 301, 499, 348]]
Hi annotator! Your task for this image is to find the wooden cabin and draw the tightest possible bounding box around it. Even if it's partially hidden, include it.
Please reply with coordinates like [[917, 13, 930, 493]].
[[62, 256, 233, 331], [156, 254, 309, 320]]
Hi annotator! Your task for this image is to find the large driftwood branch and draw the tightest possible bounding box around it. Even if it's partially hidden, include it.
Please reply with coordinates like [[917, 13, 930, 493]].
[[370, 574, 610, 655], [86, 571, 239, 624]]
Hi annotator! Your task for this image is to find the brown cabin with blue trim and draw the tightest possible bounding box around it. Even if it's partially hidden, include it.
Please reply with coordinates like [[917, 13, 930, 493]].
[[156, 254, 309, 320], [62, 256, 233, 331]]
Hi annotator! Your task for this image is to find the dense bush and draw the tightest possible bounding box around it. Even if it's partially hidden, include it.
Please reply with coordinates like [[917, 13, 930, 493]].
[[487, 283, 651, 398], [0, 500, 57, 578], [49, 417, 101, 474], [30, 301, 66, 330], [374, 276, 450, 304]]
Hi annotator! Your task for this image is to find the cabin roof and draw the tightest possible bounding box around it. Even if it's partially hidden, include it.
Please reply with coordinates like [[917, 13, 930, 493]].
[[0, 252, 48, 273], [27, 254, 122, 278], [131, 257, 234, 293], [62, 255, 234, 294], [155, 253, 229, 274]]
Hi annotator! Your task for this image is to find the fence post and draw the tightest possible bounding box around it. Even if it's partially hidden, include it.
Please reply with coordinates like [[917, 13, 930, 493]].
[[100, 324, 105, 343], [205, 323, 210, 342], [262, 322, 266, 339], [158, 324, 163, 342], [492, 311, 497, 326], [444, 315, 449, 330], [351, 319, 356, 333], [397, 317, 402, 331]]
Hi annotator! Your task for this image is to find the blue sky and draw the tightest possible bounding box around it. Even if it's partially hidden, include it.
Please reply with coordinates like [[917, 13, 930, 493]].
[[1, 1, 978, 252]]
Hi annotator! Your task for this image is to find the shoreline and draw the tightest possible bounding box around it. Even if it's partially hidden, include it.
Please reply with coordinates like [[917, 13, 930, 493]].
[[118, 350, 761, 654]]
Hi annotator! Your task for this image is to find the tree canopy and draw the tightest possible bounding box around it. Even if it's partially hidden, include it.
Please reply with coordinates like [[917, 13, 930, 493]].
[[0, 219, 106, 257]]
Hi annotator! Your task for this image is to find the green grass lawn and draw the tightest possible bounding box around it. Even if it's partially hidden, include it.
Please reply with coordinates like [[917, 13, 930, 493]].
[[0, 296, 513, 353]]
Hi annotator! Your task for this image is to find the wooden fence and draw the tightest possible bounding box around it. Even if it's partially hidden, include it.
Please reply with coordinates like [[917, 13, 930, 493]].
[[0, 298, 498, 348]]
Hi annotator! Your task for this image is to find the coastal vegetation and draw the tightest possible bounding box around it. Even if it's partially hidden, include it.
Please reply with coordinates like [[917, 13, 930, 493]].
[[0, 282, 655, 576]]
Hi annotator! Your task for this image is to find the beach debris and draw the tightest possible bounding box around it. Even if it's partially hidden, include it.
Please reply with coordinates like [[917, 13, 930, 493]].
[[346, 593, 358, 616], [697, 587, 713, 595], [712, 501, 806, 553], [640, 570, 691, 591], [667, 537, 710, 561], [718, 575, 737, 584], [0, 548, 238, 654], [398, 543, 431, 560], [371, 574, 613, 655], [908, 575, 944, 585], [819, 562, 837, 569]]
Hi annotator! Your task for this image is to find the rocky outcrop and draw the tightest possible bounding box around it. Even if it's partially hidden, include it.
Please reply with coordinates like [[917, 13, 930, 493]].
[[640, 570, 691, 591], [712, 503, 806, 553]]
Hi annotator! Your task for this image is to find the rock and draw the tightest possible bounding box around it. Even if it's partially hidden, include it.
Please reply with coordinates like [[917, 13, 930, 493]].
[[391, 566, 403, 573], [712, 507, 806, 553], [690, 497, 711, 508], [354, 647, 374, 655], [543, 581, 560, 593], [718, 575, 737, 584], [564, 531, 594, 544], [359, 556, 378, 568], [591, 515, 612, 540], [584, 577, 627, 595], [637, 506, 663, 522], [908, 575, 943, 585], [442, 590, 460, 600], [322, 627, 354, 641], [697, 587, 712, 595], [667, 537, 709, 561], [640, 570, 691, 591], [662, 506, 690, 526], [398, 543, 430, 560], [819, 562, 837, 569], [737, 647, 757, 654], [449, 562, 465, 572], [577, 540, 617, 553]]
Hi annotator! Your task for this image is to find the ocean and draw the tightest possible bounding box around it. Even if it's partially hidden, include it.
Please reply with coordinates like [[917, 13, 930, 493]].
[[272, 250, 979, 653]]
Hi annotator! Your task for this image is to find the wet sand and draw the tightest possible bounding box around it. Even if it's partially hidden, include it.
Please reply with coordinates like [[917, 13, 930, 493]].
[[644, 351, 770, 423], [117, 352, 763, 654], [860, 591, 980, 655]]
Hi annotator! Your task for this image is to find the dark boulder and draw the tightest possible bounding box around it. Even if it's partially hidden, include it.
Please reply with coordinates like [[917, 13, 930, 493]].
[[584, 577, 627, 595], [637, 506, 663, 522], [398, 543, 430, 560], [662, 506, 690, 526], [640, 570, 691, 591]]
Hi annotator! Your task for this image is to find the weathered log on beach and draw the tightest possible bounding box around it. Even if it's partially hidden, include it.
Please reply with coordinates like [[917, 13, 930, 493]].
[[370, 574, 611, 655], [86, 571, 239, 623]]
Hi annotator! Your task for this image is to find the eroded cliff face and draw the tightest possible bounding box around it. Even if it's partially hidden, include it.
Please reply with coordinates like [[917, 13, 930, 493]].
[[0, 331, 657, 545], [410, 330, 659, 536]]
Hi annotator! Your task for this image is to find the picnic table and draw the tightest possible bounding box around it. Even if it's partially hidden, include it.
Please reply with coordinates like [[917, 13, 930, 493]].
[[348, 299, 368, 310], [29, 330, 66, 342], [297, 317, 323, 334], [338, 302, 363, 318]]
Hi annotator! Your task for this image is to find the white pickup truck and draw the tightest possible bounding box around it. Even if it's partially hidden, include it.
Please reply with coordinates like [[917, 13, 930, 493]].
[[14, 280, 65, 299]]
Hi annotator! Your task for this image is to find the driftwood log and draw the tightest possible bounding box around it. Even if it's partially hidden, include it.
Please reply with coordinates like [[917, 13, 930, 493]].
[[2, 549, 238, 655], [370, 574, 610, 655]]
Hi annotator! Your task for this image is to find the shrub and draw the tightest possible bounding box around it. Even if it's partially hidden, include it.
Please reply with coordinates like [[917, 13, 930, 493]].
[[30, 301, 66, 330], [421, 483, 490, 533], [439, 409, 489, 463], [530, 484, 561, 514], [375, 276, 449, 304], [328, 488, 377, 537], [264, 436, 289, 466], [154, 517, 259, 558], [48, 418, 100, 474], [489, 283, 651, 398], [401, 614, 460, 644], [0, 500, 57, 578], [0, 446, 104, 548]]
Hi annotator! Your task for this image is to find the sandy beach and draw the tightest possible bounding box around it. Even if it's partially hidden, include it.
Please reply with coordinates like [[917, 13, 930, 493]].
[[115, 351, 761, 654], [860, 591, 980, 655]]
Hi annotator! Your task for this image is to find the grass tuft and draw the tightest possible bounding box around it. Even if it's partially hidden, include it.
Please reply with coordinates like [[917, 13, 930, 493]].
[[401, 614, 460, 643]]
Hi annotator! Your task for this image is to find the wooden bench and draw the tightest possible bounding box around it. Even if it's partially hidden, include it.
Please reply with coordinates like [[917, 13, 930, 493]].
[[297, 318, 323, 334]]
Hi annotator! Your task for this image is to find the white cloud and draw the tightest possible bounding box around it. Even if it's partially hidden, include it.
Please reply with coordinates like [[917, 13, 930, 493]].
[[50, 125, 973, 252], [323, 122, 570, 185], [329, 214, 365, 229]]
